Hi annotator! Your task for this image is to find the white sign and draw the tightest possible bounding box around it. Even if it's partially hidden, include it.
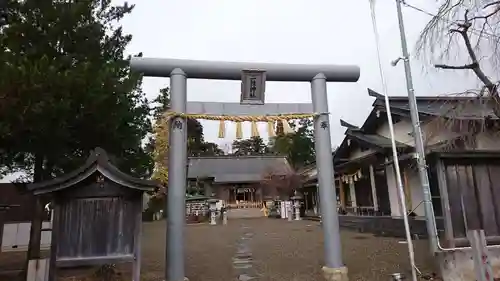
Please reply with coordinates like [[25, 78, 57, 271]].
[[241, 69, 266, 104]]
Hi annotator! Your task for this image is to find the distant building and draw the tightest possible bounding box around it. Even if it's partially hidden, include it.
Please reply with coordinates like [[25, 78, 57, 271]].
[[0, 183, 51, 252], [187, 155, 292, 209]]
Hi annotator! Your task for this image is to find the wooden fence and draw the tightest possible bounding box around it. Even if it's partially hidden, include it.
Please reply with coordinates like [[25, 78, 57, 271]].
[[227, 201, 262, 209]]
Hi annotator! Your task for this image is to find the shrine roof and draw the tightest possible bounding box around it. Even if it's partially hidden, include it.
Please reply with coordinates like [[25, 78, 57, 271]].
[[367, 88, 497, 121], [345, 129, 410, 150], [27, 148, 162, 195], [187, 155, 292, 183]]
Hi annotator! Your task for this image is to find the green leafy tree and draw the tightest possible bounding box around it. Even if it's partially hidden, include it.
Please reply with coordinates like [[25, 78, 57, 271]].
[[0, 0, 152, 180], [0, 0, 152, 262], [269, 119, 315, 169], [151, 87, 224, 184], [232, 136, 269, 156]]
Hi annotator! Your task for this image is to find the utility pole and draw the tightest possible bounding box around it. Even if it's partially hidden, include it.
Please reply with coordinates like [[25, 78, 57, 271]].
[[393, 0, 438, 252]]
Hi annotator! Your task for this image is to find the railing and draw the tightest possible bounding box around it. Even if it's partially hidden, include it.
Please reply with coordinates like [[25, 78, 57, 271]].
[[227, 201, 262, 209], [342, 206, 390, 216]]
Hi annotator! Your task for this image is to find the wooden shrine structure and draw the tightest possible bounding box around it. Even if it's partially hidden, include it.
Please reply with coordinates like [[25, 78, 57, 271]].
[[27, 148, 161, 281]]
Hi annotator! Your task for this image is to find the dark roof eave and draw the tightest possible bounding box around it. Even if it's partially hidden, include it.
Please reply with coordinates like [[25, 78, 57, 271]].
[[187, 156, 293, 180], [188, 155, 289, 160], [28, 148, 162, 195], [213, 180, 260, 184], [369, 89, 498, 120], [334, 152, 381, 172], [346, 130, 410, 150], [187, 176, 215, 181], [340, 119, 360, 130], [374, 104, 434, 119], [428, 150, 500, 159]]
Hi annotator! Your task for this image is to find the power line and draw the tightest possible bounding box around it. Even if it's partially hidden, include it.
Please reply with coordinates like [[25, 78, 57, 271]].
[[401, 0, 500, 40]]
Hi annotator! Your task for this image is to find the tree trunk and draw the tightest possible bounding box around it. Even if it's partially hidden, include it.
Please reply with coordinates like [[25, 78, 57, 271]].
[[24, 153, 45, 279]]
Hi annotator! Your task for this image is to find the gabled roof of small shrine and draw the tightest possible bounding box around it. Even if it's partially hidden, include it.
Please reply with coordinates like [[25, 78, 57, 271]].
[[28, 148, 162, 195], [334, 118, 411, 163], [187, 155, 292, 183], [339, 118, 408, 149]]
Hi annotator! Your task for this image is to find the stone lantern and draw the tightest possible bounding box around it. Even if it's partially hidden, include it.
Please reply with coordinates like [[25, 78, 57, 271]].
[[207, 199, 218, 225], [290, 193, 303, 221]]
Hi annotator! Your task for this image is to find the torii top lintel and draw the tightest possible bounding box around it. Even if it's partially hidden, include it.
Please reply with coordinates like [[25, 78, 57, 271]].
[[130, 57, 360, 82]]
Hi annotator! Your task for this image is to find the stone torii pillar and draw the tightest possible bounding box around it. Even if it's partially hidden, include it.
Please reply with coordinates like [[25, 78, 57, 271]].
[[130, 57, 360, 281]]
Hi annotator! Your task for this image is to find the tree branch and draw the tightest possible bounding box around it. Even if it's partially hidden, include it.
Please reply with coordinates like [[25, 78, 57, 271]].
[[455, 19, 497, 94], [485, 1, 500, 9], [433, 8, 500, 118], [469, 1, 500, 21], [435, 63, 478, 69]]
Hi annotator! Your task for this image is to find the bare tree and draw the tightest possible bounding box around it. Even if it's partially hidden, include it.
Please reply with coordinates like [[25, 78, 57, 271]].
[[260, 168, 304, 200], [416, 1, 500, 148]]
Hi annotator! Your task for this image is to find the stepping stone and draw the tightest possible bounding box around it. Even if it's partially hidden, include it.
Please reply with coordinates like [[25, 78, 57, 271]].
[[238, 274, 257, 281], [232, 263, 253, 269], [233, 259, 252, 264], [233, 260, 252, 265], [232, 257, 253, 263], [234, 253, 253, 259], [236, 244, 250, 250], [234, 248, 251, 254], [236, 249, 251, 255]]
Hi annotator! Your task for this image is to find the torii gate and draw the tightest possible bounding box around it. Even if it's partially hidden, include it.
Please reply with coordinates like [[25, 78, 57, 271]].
[[130, 57, 360, 281]]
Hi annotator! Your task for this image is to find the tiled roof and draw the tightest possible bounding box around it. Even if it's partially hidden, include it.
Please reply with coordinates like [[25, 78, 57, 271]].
[[368, 88, 497, 120], [346, 130, 410, 149], [187, 156, 292, 183]]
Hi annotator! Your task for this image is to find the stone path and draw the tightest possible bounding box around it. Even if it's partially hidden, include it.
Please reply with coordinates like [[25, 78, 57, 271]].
[[232, 224, 258, 281]]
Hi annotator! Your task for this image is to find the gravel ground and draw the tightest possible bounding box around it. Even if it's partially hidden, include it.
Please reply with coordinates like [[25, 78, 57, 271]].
[[0, 218, 437, 281], [142, 218, 436, 281], [246, 219, 435, 281]]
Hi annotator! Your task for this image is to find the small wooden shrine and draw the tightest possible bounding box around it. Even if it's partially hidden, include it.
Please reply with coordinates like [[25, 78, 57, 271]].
[[27, 148, 161, 281]]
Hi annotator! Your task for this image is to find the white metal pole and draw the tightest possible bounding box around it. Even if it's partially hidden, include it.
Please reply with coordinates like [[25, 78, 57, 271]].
[[369, 1, 418, 281], [394, 0, 439, 251]]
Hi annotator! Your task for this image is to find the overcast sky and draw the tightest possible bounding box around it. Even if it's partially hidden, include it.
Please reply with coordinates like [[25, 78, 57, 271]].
[[1, 0, 489, 182], [119, 0, 483, 150]]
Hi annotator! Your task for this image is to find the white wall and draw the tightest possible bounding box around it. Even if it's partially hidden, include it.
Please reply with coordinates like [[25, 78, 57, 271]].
[[378, 118, 453, 217], [377, 117, 500, 150], [408, 168, 425, 216], [348, 146, 376, 160], [376, 118, 458, 147], [385, 164, 425, 217], [1, 222, 51, 252], [379, 117, 500, 218], [475, 132, 500, 150], [385, 165, 399, 216], [377, 119, 415, 146]]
